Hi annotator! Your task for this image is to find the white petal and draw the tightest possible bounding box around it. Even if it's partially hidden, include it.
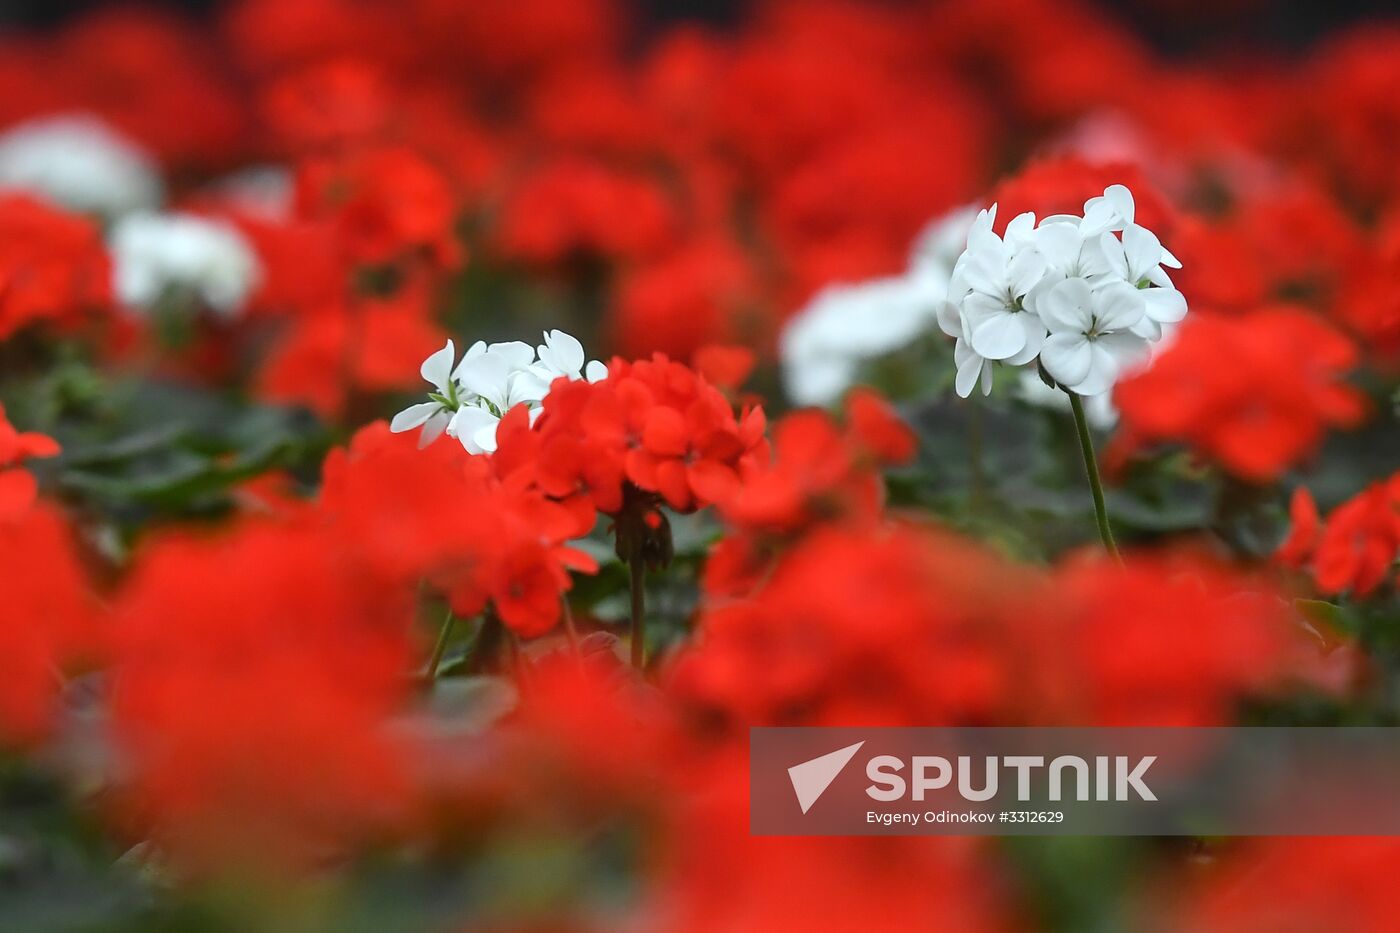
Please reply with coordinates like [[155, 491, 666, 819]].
[[1008, 316, 1047, 366], [448, 406, 498, 454], [1121, 224, 1162, 281], [1040, 333, 1093, 388], [1042, 278, 1095, 332], [936, 299, 965, 338], [1142, 286, 1187, 324], [390, 401, 441, 434], [969, 312, 1028, 360], [1159, 245, 1182, 269], [539, 329, 585, 376], [1095, 331, 1151, 371], [472, 421, 501, 453], [1033, 222, 1081, 273], [1093, 280, 1146, 331], [418, 411, 451, 447], [489, 341, 536, 372], [1006, 247, 1048, 298], [420, 339, 455, 390], [457, 352, 511, 406], [585, 359, 608, 382], [1100, 232, 1130, 281], [954, 342, 985, 398]]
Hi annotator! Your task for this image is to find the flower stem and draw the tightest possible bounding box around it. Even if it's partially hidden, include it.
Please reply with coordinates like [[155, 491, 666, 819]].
[[1066, 390, 1121, 562], [425, 608, 456, 680], [629, 554, 647, 669]]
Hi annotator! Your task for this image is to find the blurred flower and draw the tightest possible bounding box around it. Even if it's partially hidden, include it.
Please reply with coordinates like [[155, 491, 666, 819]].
[[0, 113, 162, 218], [1114, 307, 1366, 482], [110, 211, 263, 317], [0, 403, 60, 520], [0, 194, 111, 340], [1276, 478, 1400, 597]]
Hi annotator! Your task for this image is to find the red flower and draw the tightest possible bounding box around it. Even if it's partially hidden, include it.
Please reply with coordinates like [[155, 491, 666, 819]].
[[1280, 476, 1400, 597], [0, 403, 60, 520], [0, 503, 98, 747], [494, 157, 677, 265], [110, 518, 414, 871], [296, 145, 462, 269], [321, 422, 595, 637], [0, 194, 110, 341], [1114, 308, 1367, 482]]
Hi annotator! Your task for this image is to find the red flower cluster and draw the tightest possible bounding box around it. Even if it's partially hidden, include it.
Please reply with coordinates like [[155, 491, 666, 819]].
[[0, 501, 97, 748], [322, 422, 596, 637], [1113, 308, 1367, 482], [110, 518, 415, 870], [674, 527, 1303, 731], [0, 194, 110, 341], [495, 354, 768, 519], [1278, 481, 1400, 597]]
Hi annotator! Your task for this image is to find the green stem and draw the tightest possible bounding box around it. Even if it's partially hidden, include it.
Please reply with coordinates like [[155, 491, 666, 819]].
[[629, 554, 647, 670], [1066, 390, 1121, 562], [425, 608, 456, 680]]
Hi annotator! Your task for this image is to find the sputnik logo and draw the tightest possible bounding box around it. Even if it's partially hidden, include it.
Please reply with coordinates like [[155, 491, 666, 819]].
[[788, 741, 865, 814]]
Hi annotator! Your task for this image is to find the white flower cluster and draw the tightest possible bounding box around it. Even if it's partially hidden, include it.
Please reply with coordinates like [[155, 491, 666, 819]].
[[110, 212, 263, 317], [391, 330, 607, 454], [780, 205, 977, 406], [939, 185, 1185, 398], [0, 113, 163, 218]]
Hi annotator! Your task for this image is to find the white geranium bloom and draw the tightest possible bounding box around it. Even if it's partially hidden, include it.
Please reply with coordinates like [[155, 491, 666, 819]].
[[0, 114, 162, 218], [110, 212, 261, 317], [780, 271, 947, 405], [1038, 278, 1150, 396], [448, 345, 550, 454], [957, 208, 1050, 362], [529, 329, 608, 389], [395, 330, 604, 454], [390, 339, 465, 447]]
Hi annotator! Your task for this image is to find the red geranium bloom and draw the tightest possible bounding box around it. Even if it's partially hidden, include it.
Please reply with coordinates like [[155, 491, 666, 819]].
[[0, 503, 98, 747], [1279, 476, 1400, 597], [0, 194, 110, 341], [0, 403, 60, 519], [1113, 308, 1367, 482]]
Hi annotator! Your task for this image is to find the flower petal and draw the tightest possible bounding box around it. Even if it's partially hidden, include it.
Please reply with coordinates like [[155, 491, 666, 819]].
[[969, 311, 1028, 360], [390, 401, 441, 433], [420, 339, 455, 390], [1040, 333, 1093, 388]]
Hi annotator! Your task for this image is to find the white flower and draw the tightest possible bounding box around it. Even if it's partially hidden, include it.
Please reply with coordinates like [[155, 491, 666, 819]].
[[110, 212, 261, 317], [1038, 278, 1150, 396], [955, 208, 1050, 363], [394, 330, 604, 455], [0, 114, 162, 218], [448, 343, 550, 454], [528, 329, 608, 390], [780, 272, 946, 405], [390, 339, 465, 447]]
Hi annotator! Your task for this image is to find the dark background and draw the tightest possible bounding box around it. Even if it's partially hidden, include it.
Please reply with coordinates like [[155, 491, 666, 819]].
[[0, 0, 1398, 54]]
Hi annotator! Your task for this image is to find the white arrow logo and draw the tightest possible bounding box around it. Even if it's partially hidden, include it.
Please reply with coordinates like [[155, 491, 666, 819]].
[[787, 741, 865, 814]]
